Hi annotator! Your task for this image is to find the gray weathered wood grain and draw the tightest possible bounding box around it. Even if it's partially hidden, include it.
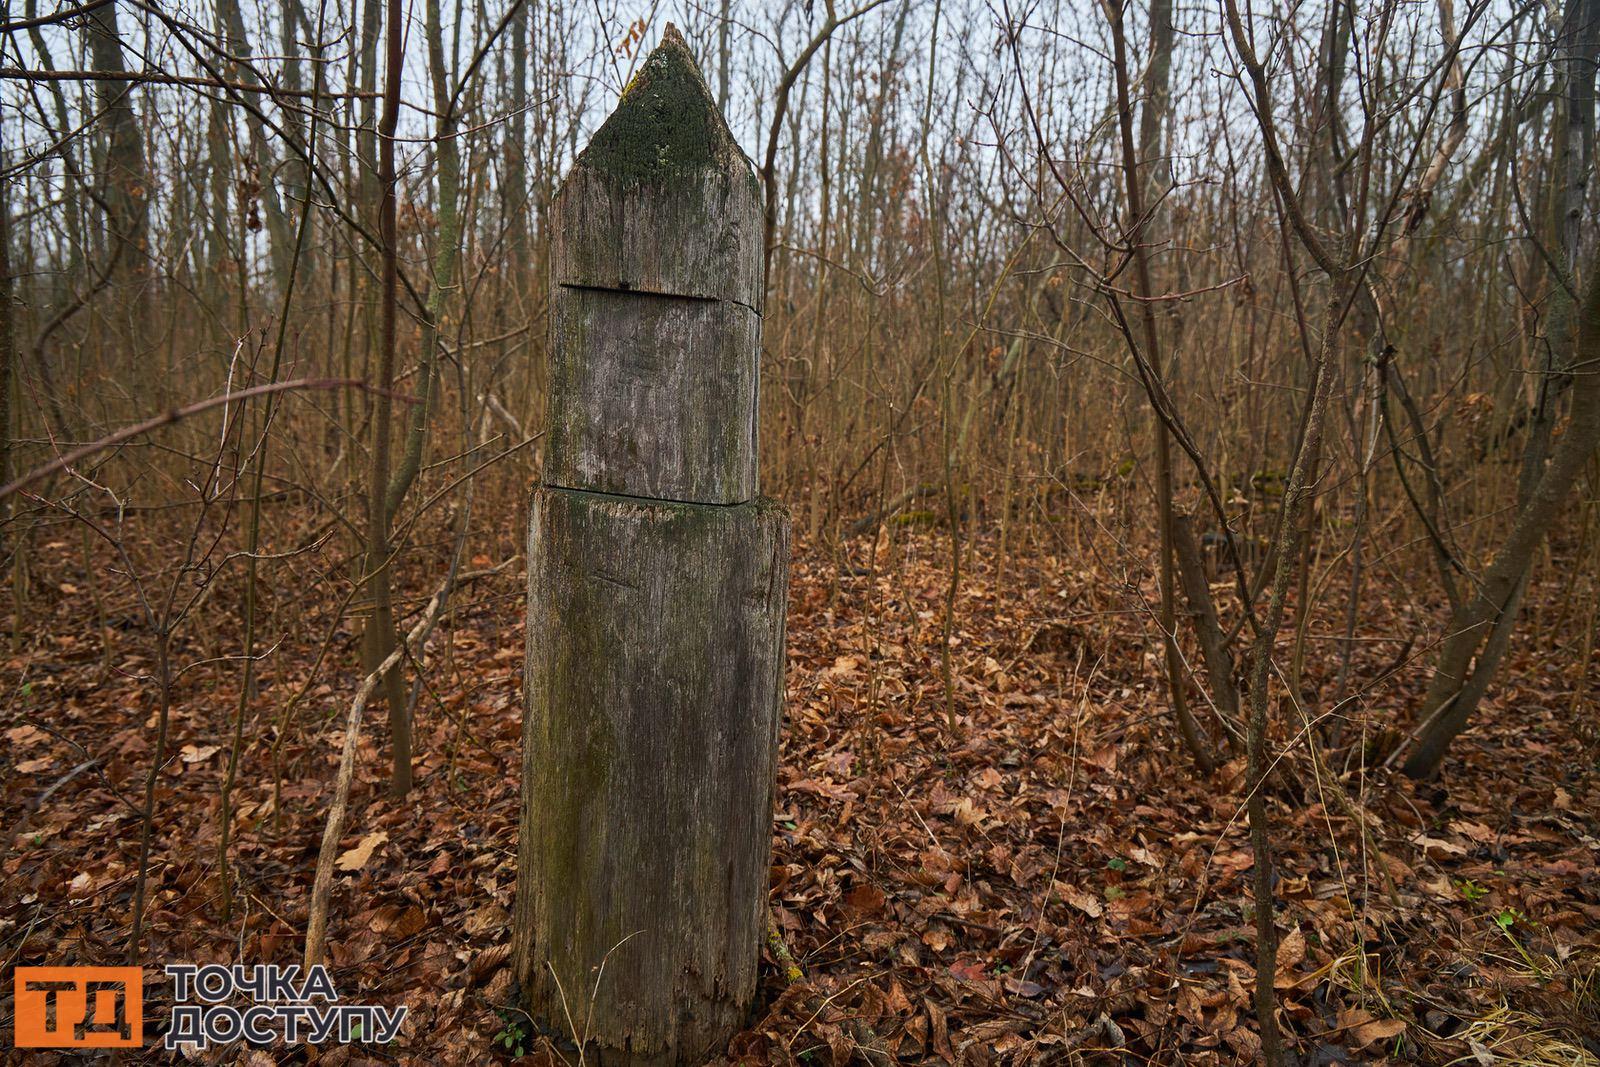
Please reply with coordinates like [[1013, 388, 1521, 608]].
[[552, 166, 763, 311], [513, 487, 788, 1065], [515, 23, 790, 1067], [542, 26, 765, 505], [547, 26, 762, 310], [546, 287, 758, 504]]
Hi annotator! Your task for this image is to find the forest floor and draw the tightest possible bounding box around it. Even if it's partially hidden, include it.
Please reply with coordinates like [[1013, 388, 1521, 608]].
[[1, 514, 1597, 1065]]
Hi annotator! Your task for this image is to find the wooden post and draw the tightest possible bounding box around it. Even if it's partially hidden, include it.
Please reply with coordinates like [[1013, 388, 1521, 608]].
[[512, 26, 789, 1066]]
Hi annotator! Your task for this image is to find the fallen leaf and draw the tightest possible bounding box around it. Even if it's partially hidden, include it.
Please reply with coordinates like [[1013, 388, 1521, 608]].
[[463, 903, 508, 937], [369, 904, 427, 938], [1057, 882, 1104, 918], [336, 831, 389, 872], [950, 959, 988, 982], [1412, 834, 1466, 857], [1274, 925, 1306, 987], [7, 725, 45, 747], [843, 881, 886, 918], [1003, 975, 1044, 997], [826, 655, 859, 677], [470, 943, 513, 985], [1352, 1018, 1406, 1047], [952, 797, 987, 827]]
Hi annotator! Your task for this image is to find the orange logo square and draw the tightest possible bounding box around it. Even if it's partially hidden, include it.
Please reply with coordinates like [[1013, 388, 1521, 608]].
[[13, 967, 144, 1048]]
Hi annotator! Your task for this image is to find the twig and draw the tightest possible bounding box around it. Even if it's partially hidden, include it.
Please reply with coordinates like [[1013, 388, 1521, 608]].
[[0, 378, 395, 501], [765, 915, 894, 1065], [302, 576, 448, 969], [0, 66, 379, 99]]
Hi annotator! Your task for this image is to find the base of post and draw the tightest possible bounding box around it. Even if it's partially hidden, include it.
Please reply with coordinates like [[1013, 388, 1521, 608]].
[[513, 485, 789, 1065]]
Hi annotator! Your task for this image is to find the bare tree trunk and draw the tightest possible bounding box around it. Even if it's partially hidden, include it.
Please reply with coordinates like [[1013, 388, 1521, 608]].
[[1246, 290, 1343, 1067], [25, 0, 88, 296], [0, 130, 13, 551], [1402, 0, 1600, 778], [717, 0, 731, 109], [1403, 245, 1600, 777], [362, 0, 411, 797], [1220, 4, 1359, 1060], [506, 0, 531, 277], [214, 0, 298, 294], [356, 0, 383, 211], [1136, 0, 1174, 204], [84, 0, 148, 274], [1109, 0, 1215, 773], [217, 9, 329, 919]]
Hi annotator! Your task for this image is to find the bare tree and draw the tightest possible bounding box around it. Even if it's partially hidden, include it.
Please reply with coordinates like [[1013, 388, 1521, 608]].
[[362, 0, 412, 796]]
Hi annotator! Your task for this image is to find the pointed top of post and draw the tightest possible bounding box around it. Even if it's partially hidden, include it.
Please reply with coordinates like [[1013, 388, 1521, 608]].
[[549, 23, 763, 308], [577, 23, 749, 188], [543, 21, 763, 502]]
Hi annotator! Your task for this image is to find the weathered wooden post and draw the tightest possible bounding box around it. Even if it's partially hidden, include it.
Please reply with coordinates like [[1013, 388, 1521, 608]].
[[512, 26, 789, 1066]]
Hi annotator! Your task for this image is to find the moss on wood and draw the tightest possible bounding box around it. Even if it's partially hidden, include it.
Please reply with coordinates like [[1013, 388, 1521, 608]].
[[515, 487, 790, 1066], [579, 26, 741, 187]]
